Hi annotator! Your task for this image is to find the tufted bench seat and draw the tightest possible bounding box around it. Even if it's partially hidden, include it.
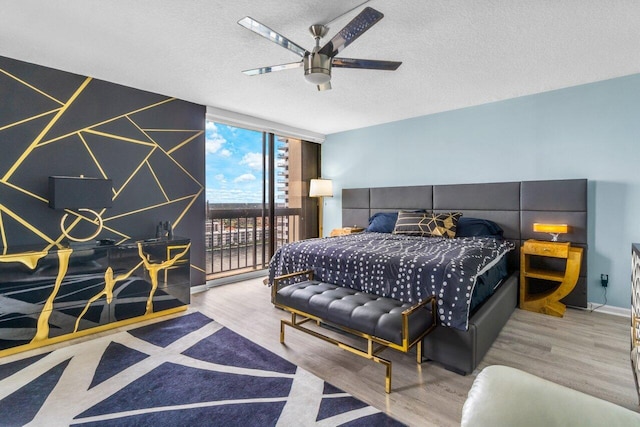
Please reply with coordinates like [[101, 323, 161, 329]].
[[272, 270, 436, 393]]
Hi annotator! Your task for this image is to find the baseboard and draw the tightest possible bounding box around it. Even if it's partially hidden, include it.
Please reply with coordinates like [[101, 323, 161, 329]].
[[189, 270, 269, 294], [190, 284, 209, 294], [584, 302, 630, 318]]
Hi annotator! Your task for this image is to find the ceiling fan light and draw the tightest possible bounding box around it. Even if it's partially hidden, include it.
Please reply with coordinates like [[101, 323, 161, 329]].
[[304, 70, 331, 85], [304, 52, 331, 85]]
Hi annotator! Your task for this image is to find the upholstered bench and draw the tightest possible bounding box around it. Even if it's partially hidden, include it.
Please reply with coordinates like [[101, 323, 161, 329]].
[[272, 270, 436, 393]]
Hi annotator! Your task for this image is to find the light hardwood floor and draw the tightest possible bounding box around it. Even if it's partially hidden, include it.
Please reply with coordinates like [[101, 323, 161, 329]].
[[191, 276, 639, 426]]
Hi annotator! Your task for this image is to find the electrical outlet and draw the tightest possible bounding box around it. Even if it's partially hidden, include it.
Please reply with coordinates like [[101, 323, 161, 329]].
[[600, 274, 609, 287]]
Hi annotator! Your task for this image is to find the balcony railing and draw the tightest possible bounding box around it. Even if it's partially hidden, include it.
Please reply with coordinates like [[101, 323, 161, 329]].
[[205, 208, 301, 278]]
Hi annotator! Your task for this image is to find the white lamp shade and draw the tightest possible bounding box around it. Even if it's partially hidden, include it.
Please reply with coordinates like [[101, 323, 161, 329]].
[[309, 179, 333, 197]]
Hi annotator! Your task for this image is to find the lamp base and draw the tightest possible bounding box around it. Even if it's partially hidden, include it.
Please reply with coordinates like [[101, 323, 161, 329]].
[[60, 208, 104, 242], [318, 196, 324, 238]]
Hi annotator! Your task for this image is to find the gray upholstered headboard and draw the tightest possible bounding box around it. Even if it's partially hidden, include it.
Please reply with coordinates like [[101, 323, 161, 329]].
[[342, 179, 588, 308]]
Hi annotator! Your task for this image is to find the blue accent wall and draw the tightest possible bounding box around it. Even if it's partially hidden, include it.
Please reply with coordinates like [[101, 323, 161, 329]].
[[323, 73, 640, 309]]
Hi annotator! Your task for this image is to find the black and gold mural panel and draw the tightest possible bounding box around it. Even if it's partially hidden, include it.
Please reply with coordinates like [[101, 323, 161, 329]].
[[0, 55, 205, 284]]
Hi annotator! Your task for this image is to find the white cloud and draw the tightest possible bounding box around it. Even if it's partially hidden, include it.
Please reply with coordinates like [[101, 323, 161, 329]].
[[214, 174, 226, 182], [234, 173, 256, 183], [219, 149, 232, 157], [239, 152, 263, 171], [206, 188, 262, 203], [205, 122, 227, 154]]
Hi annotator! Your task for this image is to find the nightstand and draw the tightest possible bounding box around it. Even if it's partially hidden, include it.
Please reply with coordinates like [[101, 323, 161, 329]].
[[329, 227, 365, 237], [519, 239, 583, 317]]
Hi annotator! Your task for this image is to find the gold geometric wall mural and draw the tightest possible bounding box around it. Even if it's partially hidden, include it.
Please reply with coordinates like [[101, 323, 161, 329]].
[[0, 55, 205, 284], [0, 55, 203, 356]]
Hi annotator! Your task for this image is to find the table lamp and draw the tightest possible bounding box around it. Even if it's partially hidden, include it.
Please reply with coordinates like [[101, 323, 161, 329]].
[[49, 176, 113, 242], [533, 223, 568, 242], [309, 178, 333, 237]]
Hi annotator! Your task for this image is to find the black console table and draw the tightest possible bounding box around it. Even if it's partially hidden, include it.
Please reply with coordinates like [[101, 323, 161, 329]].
[[0, 237, 190, 356]]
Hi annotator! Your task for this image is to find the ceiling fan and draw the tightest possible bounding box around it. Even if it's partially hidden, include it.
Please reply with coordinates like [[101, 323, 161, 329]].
[[238, 7, 402, 91]]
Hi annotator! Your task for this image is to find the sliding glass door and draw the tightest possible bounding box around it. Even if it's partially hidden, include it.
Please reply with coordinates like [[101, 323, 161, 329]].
[[205, 121, 319, 279]]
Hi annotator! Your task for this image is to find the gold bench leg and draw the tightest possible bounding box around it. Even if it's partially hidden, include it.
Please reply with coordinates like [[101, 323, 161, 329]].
[[384, 360, 392, 393], [368, 338, 393, 393], [416, 339, 423, 363], [280, 320, 286, 343]]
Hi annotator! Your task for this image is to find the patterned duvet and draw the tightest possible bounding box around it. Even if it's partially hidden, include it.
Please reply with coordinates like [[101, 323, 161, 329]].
[[268, 232, 515, 331]]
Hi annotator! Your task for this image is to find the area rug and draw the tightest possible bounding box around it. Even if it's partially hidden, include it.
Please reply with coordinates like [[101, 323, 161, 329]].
[[0, 311, 405, 426]]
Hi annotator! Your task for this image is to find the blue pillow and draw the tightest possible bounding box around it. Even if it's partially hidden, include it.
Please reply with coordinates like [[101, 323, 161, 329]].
[[456, 217, 504, 238], [366, 212, 398, 233]]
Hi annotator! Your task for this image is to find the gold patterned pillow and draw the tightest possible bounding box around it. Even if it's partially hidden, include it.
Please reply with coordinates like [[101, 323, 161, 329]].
[[393, 211, 462, 238]]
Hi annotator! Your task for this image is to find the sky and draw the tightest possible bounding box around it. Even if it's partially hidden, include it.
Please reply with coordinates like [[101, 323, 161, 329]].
[[205, 121, 264, 204]]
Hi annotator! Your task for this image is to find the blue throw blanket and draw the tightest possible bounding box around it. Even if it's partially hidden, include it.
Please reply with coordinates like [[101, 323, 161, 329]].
[[269, 232, 514, 331]]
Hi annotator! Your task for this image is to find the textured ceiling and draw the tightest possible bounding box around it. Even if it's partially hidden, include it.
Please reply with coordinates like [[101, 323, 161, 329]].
[[1, 1, 640, 136]]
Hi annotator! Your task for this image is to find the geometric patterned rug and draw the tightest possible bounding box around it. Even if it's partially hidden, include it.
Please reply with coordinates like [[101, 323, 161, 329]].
[[0, 312, 406, 426]]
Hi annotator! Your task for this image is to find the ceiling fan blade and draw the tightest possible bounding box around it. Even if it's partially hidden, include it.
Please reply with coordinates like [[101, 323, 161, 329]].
[[319, 7, 384, 57], [333, 58, 402, 70], [238, 17, 308, 58], [242, 61, 303, 76], [317, 81, 332, 91]]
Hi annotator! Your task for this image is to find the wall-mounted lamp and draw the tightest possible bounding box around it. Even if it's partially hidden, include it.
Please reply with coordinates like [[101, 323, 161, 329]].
[[309, 178, 333, 237], [49, 176, 113, 242], [533, 223, 569, 242]]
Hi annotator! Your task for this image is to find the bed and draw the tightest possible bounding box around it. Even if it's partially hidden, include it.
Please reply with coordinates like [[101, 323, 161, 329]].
[[269, 232, 513, 331], [270, 179, 588, 374]]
